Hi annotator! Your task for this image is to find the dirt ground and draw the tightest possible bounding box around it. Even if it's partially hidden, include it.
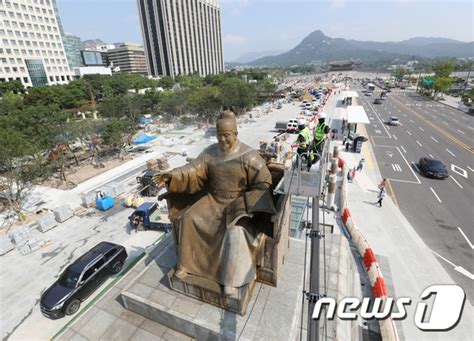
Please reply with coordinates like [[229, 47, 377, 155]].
[[40, 153, 136, 190]]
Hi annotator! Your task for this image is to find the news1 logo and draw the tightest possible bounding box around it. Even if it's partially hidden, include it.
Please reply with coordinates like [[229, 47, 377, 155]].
[[312, 284, 466, 331]]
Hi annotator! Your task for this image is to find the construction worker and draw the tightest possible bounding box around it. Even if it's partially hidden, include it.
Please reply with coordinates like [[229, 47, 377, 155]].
[[312, 112, 331, 162], [292, 119, 312, 168]]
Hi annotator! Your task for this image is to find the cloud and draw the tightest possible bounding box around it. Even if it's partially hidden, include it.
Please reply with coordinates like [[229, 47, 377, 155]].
[[223, 34, 247, 45]]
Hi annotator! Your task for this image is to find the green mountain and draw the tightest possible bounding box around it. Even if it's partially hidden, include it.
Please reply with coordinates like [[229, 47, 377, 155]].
[[249, 31, 473, 67]]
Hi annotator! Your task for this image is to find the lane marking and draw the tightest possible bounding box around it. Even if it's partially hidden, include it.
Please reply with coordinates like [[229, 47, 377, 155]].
[[390, 96, 473, 154], [407, 130, 412, 136], [410, 119, 414, 123], [412, 162, 420, 173], [457, 227, 474, 250], [393, 134, 397, 140], [430, 136, 438, 143], [443, 121, 448, 125], [416, 140, 423, 147], [433, 251, 474, 280], [452, 118, 458, 123], [419, 127, 424, 132], [399, 123, 403, 127], [429, 154, 434, 158], [400, 146, 407, 153], [391, 163, 402, 172], [386, 179, 399, 208], [468, 126, 474, 131], [397, 148, 421, 183], [449, 175, 463, 189], [446, 149, 456, 157], [451, 164, 468, 178], [467, 166, 474, 172], [457, 129, 465, 135], [430, 187, 442, 203]]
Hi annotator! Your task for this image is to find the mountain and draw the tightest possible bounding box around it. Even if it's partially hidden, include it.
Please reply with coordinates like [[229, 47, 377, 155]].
[[232, 50, 286, 64], [249, 30, 473, 67]]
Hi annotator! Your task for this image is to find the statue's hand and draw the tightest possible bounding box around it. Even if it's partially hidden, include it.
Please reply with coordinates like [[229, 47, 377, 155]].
[[154, 172, 172, 188]]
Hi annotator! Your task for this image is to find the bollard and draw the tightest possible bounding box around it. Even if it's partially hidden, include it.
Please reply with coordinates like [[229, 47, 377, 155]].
[[326, 173, 337, 210], [333, 145, 339, 159], [330, 157, 338, 174]]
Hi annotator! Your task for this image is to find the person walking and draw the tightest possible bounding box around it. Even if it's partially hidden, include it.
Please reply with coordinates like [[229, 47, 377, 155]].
[[379, 178, 387, 191], [357, 158, 365, 171], [351, 167, 356, 180], [347, 169, 353, 183], [376, 188, 386, 207]]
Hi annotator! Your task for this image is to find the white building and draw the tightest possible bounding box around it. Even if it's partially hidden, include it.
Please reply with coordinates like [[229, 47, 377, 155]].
[[0, 0, 74, 87], [137, 0, 224, 78]]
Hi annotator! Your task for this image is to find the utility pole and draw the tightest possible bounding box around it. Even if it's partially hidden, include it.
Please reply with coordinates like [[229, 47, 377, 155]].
[[307, 195, 320, 341]]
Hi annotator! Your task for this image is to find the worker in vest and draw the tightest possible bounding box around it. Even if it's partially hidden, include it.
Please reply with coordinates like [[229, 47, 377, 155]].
[[312, 112, 330, 162], [292, 119, 312, 169]]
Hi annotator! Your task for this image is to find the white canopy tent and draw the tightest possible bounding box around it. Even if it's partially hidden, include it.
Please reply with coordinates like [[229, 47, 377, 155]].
[[342, 90, 359, 98], [347, 105, 370, 124]]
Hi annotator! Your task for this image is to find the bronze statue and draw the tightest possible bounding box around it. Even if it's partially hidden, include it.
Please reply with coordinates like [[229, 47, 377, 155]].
[[155, 110, 276, 296]]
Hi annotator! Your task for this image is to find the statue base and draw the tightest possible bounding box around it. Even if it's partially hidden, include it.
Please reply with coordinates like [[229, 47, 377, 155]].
[[121, 235, 306, 340], [168, 269, 256, 315]]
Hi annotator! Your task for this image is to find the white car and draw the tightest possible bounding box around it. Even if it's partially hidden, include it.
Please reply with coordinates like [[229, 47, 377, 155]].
[[388, 116, 400, 126], [287, 119, 299, 133]]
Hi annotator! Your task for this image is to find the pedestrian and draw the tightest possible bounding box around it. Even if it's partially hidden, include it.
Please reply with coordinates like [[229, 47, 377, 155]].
[[357, 158, 365, 171], [351, 167, 356, 179], [347, 169, 353, 183], [345, 141, 350, 152], [376, 188, 386, 207], [379, 178, 387, 191]]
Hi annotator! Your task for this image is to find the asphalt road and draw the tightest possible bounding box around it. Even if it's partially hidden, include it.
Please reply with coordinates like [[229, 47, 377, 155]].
[[353, 84, 474, 303]]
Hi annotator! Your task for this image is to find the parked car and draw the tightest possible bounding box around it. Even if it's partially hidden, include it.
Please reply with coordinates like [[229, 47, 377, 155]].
[[274, 121, 288, 132], [365, 92, 373, 96], [418, 158, 448, 179], [40, 242, 128, 319], [373, 98, 382, 104], [388, 116, 400, 126], [286, 119, 299, 133]]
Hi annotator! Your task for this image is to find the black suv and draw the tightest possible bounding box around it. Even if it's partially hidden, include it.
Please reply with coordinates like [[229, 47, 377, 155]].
[[40, 242, 127, 319]]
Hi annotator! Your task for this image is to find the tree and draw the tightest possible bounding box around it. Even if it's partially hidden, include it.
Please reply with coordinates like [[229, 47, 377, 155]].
[[156, 76, 175, 90], [0, 80, 24, 96], [101, 119, 129, 150], [256, 80, 278, 102], [219, 78, 256, 115], [175, 73, 204, 89], [159, 90, 190, 117], [187, 86, 222, 123], [0, 127, 45, 224], [434, 60, 454, 78], [394, 66, 407, 81], [433, 77, 454, 99], [0, 91, 23, 115]]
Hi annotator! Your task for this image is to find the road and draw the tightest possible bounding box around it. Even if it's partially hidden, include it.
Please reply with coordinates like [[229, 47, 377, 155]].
[[354, 84, 474, 303], [1, 102, 299, 340]]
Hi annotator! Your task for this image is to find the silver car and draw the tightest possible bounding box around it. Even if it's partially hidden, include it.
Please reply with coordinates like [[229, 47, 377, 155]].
[[388, 116, 400, 126]]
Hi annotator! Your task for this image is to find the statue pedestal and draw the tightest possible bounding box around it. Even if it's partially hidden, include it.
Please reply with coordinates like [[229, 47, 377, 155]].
[[168, 269, 256, 316], [121, 235, 307, 340]]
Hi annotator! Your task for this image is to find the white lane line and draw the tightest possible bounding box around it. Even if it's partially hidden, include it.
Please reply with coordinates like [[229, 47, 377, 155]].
[[399, 123, 403, 127], [410, 119, 414, 123], [443, 121, 448, 125], [416, 140, 423, 147], [407, 130, 412, 136], [419, 127, 424, 132], [446, 149, 456, 157], [450, 175, 463, 189], [412, 162, 420, 173], [430, 187, 442, 203], [457, 227, 474, 250], [468, 166, 474, 172], [400, 146, 407, 153], [429, 154, 434, 158], [468, 126, 474, 131], [397, 148, 421, 184], [393, 134, 397, 140], [430, 136, 438, 143], [452, 118, 458, 123], [457, 129, 465, 135], [389, 178, 421, 184], [433, 251, 474, 280]]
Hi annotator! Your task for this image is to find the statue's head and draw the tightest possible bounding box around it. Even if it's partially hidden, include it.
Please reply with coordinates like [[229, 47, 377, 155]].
[[216, 110, 238, 154]]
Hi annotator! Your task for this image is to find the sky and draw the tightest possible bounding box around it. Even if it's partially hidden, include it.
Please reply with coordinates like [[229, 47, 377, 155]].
[[56, 0, 474, 62]]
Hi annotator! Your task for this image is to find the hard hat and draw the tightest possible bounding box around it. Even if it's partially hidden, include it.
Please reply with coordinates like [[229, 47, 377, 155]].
[[318, 112, 327, 119], [297, 119, 306, 126]]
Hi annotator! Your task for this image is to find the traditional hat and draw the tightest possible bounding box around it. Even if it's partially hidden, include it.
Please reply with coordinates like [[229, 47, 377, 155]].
[[216, 110, 237, 131]]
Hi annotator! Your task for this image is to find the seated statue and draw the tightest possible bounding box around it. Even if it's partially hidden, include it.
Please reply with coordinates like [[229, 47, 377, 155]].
[[155, 110, 276, 297]]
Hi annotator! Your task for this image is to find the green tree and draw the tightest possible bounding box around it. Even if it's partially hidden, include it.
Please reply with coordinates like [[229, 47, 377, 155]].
[[101, 119, 129, 150], [175, 73, 204, 89], [187, 86, 222, 123], [219, 78, 256, 115], [0, 91, 23, 115], [434, 60, 454, 78], [156, 76, 175, 90], [0, 80, 24, 96], [433, 77, 454, 99], [159, 90, 189, 117]]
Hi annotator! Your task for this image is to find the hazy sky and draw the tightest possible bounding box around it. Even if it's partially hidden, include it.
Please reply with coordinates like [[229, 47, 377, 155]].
[[57, 0, 473, 61]]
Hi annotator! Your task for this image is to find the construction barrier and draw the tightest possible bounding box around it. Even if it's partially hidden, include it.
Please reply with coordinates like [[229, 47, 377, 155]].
[[338, 158, 399, 341]]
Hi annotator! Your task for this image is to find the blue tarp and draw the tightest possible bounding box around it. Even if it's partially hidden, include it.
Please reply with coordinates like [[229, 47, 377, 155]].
[[132, 134, 156, 144], [140, 117, 153, 124]]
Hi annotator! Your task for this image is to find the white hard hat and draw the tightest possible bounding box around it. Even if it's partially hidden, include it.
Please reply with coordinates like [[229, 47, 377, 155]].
[[297, 119, 306, 126], [318, 112, 327, 119]]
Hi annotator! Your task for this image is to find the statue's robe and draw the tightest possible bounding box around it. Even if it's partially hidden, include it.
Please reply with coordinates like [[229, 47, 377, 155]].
[[168, 141, 276, 288]]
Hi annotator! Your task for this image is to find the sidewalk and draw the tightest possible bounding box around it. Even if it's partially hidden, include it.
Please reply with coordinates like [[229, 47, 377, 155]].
[[437, 93, 471, 113], [325, 89, 473, 340]]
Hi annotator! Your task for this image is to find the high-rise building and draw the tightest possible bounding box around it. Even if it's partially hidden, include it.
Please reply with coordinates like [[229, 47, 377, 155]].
[[63, 32, 82, 70], [0, 0, 74, 87], [137, 0, 224, 78], [106, 43, 147, 75]]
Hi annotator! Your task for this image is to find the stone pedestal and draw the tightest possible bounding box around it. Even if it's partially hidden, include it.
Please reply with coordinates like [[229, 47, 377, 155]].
[[121, 235, 306, 341]]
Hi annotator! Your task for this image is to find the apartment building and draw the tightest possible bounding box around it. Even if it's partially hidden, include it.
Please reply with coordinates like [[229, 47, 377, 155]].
[[137, 0, 224, 78], [0, 0, 73, 87]]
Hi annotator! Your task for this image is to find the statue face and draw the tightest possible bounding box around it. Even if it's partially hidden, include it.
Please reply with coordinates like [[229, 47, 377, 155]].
[[217, 130, 238, 154]]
